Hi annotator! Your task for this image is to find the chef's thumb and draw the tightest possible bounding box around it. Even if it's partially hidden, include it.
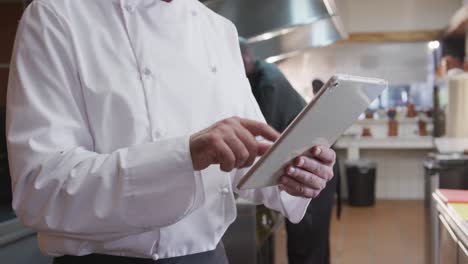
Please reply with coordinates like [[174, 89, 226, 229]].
[[257, 142, 273, 156]]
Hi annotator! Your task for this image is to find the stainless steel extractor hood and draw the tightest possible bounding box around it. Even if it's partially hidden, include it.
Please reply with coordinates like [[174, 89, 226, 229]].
[[251, 16, 347, 62], [203, 0, 347, 62]]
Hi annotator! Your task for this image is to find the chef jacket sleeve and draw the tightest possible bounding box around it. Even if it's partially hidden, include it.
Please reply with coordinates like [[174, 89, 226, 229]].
[[6, 1, 204, 240], [223, 21, 310, 224]]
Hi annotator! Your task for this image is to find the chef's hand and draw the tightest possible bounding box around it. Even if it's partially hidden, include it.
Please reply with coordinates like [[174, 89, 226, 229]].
[[190, 117, 280, 172], [279, 145, 336, 198]]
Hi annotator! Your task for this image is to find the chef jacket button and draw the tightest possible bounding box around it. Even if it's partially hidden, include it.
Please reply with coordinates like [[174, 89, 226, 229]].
[[152, 253, 159, 260], [153, 131, 161, 138], [125, 4, 134, 12], [143, 67, 152, 76], [191, 10, 198, 16], [219, 187, 230, 194], [211, 66, 217, 73]]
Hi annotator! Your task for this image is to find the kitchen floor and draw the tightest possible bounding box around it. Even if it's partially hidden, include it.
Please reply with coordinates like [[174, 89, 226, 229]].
[[274, 200, 428, 264]]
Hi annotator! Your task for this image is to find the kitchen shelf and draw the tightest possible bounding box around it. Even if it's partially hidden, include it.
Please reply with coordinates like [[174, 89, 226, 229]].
[[335, 136, 434, 150], [356, 117, 432, 125]]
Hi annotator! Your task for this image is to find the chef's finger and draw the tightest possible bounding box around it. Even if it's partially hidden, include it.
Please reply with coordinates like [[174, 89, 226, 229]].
[[278, 176, 317, 198], [285, 165, 328, 189], [294, 156, 334, 181], [233, 125, 259, 167], [257, 142, 273, 156], [240, 118, 280, 142], [214, 140, 236, 172], [223, 132, 250, 168], [310, 145, 336, 165]]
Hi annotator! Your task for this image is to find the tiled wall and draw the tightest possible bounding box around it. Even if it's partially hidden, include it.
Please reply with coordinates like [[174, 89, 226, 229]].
[[0, 3, 24, 107], [336, 149, 427, 200]]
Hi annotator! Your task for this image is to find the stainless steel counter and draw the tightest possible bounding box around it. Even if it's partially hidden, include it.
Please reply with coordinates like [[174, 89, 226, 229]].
[[433, 192, 468, 264]]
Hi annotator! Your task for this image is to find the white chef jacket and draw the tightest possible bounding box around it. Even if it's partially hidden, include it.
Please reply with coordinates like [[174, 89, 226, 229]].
[[6, 0, 310, 260]]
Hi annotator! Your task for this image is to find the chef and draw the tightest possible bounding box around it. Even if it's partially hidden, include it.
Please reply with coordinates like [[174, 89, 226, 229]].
[[6, 0, 336, 263]]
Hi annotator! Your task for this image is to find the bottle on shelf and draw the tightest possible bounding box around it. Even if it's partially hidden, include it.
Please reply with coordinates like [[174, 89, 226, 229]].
[[387, 108, 398, 137]]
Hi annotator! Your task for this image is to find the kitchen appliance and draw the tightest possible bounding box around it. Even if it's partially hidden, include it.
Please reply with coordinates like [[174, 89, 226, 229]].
[[222, 201, 282, 264], [203, 0, 348, 62], [424, 153, 468, 264]]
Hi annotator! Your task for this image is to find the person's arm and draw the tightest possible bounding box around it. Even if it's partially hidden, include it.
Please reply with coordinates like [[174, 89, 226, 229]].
[[7, 2, 204, 241]]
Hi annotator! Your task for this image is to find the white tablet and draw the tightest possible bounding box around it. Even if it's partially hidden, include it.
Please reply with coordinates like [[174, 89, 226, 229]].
[[237, 74, 387, 190]]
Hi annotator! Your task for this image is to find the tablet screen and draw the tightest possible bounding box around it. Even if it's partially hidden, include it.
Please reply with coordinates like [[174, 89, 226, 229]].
[[238, 74, 387, 190]]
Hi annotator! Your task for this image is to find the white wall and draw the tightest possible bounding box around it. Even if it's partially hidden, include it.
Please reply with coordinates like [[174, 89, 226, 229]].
[[277, 42, 433, 100], [337, 0, 461, 33]]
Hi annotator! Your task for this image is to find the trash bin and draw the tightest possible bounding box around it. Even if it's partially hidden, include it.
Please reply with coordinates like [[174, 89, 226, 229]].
[[346, 160, 377, 206]]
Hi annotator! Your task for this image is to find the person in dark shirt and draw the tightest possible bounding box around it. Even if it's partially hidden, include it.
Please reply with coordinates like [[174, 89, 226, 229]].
[[312, 79, 325, 95], [240, 42, 306, 132], [240, 39, 339, 264]]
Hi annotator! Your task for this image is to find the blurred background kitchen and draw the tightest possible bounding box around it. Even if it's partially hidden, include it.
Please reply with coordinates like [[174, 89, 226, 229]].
[[1, 0, 468, 263]]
